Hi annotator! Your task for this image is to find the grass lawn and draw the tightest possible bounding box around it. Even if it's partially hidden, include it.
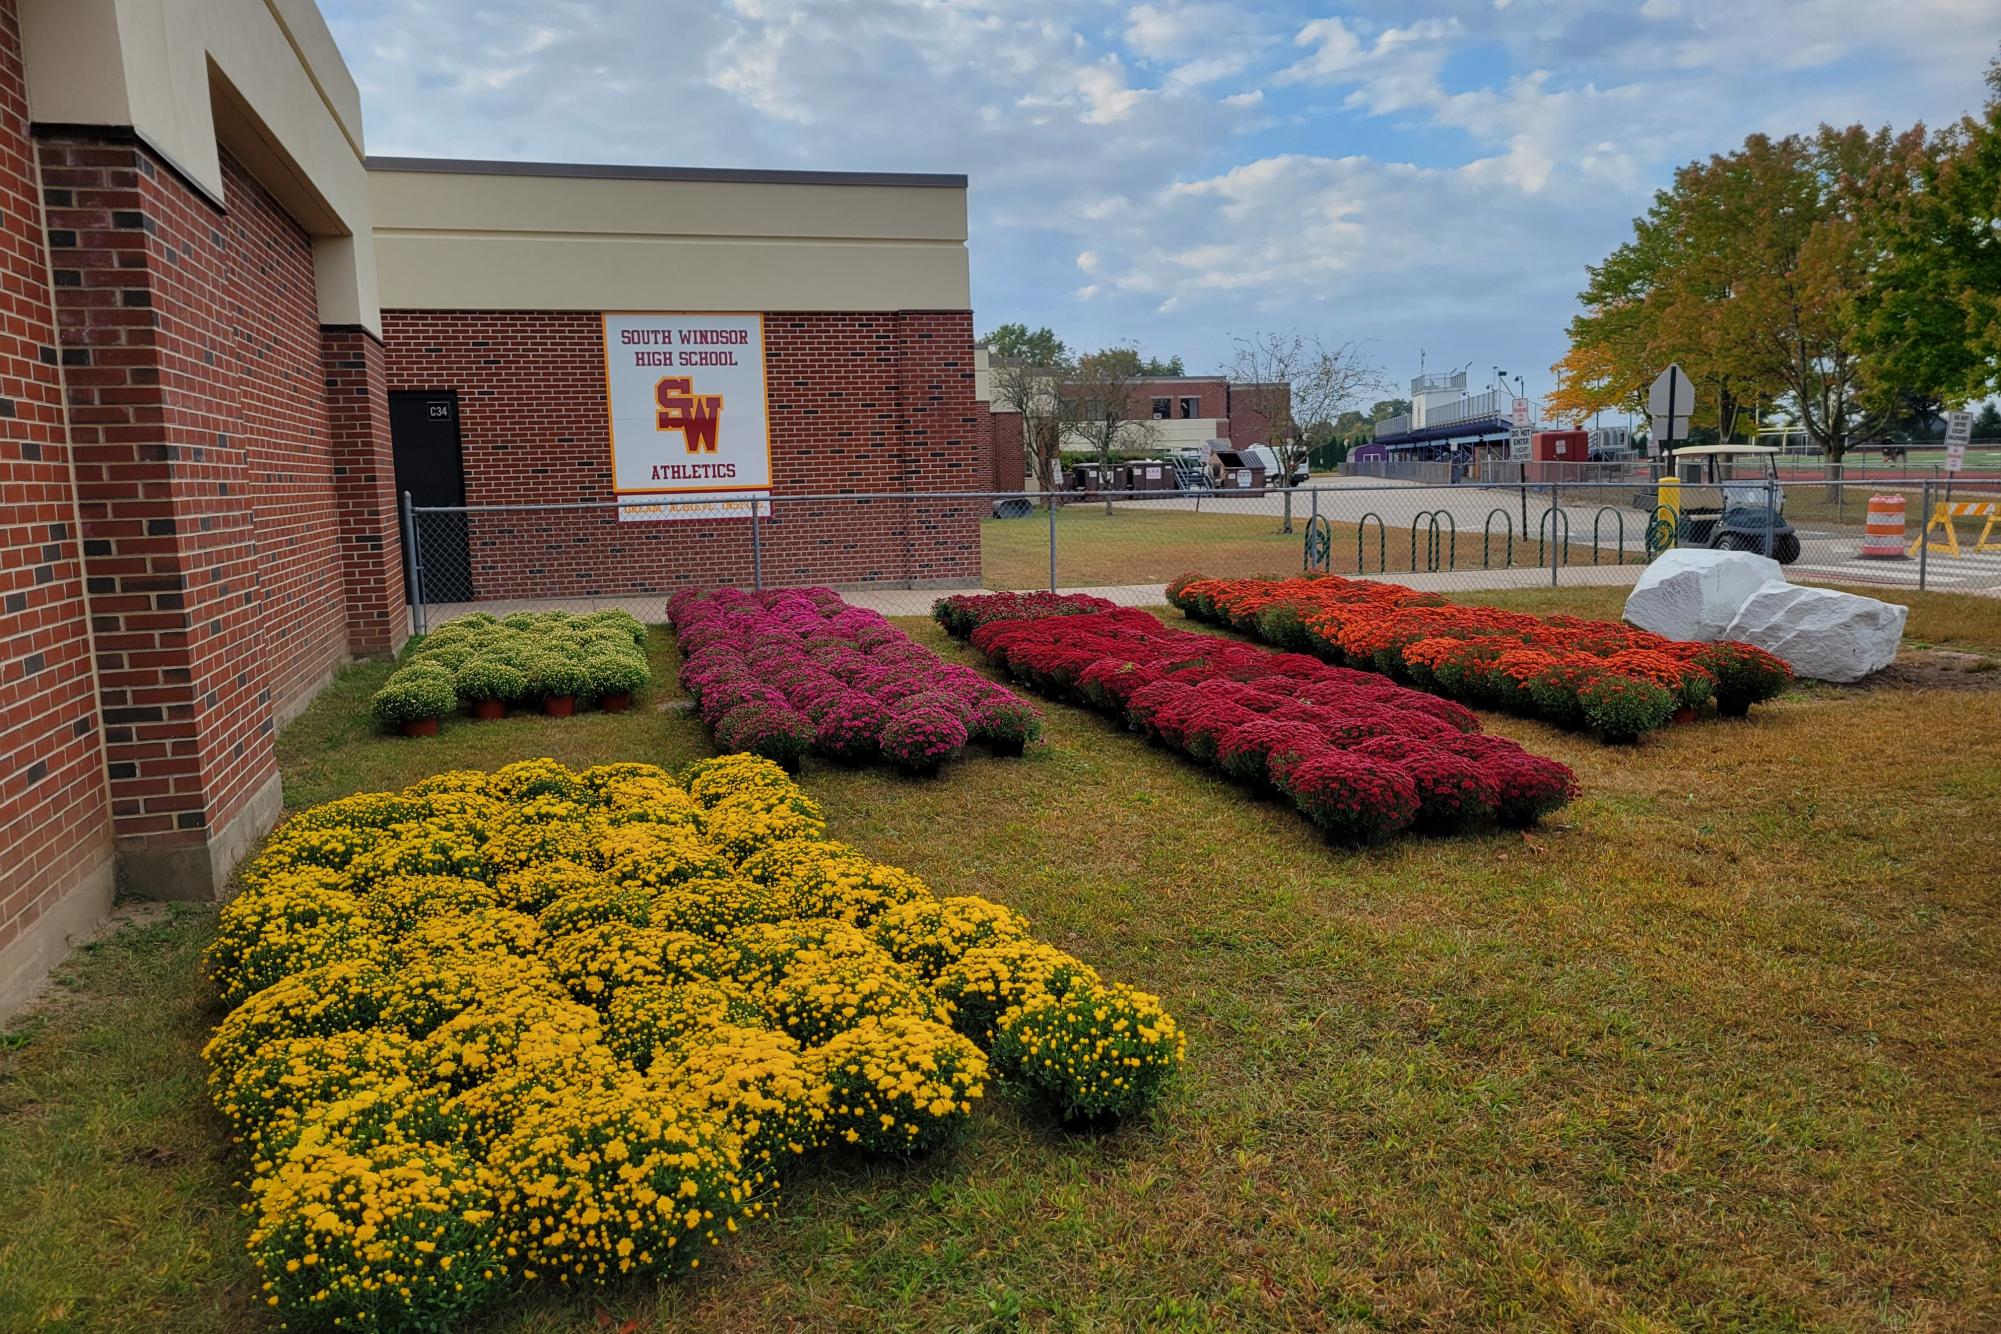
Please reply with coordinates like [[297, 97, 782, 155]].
[[4, 595, 2001, 1329]]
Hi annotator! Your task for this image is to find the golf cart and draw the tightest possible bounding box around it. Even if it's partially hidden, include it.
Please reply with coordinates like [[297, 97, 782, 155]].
[[1650, 444, 1801, 564]]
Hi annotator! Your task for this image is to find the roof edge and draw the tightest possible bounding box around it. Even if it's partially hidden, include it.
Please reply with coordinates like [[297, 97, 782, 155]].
[[365, 155, 968, 189]]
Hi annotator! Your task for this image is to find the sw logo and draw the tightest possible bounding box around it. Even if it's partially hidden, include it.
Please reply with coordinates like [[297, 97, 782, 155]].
[[654, 376, 723, 452]]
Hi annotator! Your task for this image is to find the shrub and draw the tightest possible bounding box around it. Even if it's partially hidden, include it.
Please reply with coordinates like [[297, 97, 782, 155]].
[[453, 655, 527, 704], [990, 982, 1185, 1124], [369, 673, 458, 728], [203, 760, 1180, 1329], [811, 1016, 987, 1156], [245, 1131, 507, 1328], [204, 874, 379, 1006], [1347, 739, 1499, 832], [933, 939, 1101, 1045], [869, 895, 1031, 979], [605, 979, 765, 1070], [1525, 659, 1605, 730], [878, 707, 968, 774], [485, 1077, 762, 1282], [1484, 752, 1582, 826], [810, 692, 890, 762], [653, 1022, 830, 1170], [584, 650, 650, 699], [1695, 641, 1794, 716], [1578, 674, 1676, 743], [965, 695, 1042, 754], [714, 700, 815, 768], [1279, 752, 1421, 843], [670, 588, 1039, 775], [765, 952, 939, 1045], [526, 653, 591, 701]]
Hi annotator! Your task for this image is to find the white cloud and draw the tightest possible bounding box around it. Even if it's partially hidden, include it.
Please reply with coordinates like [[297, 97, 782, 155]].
[[322, 0, 1998, 386]]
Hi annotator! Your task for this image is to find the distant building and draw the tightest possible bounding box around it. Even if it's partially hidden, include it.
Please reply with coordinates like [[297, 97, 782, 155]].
[[1371, 370, 1530, 459], [975, 366, 1288, 488]]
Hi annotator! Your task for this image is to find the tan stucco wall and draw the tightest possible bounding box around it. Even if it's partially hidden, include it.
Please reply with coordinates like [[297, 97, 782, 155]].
[[20, 0, 380, 331], [369, 164, 972, 313]]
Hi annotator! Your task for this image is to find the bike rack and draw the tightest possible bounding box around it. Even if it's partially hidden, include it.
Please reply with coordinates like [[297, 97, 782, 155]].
[[1302, 514, 1333, 573], [1591, 507, 1627, 565], [1410, 509, 1457, 572], [1536, 507, 1571, 567], [1482, 508, 1514, 569], [1356, 512, 1386, 573], [1644, 503, 1679, 559]]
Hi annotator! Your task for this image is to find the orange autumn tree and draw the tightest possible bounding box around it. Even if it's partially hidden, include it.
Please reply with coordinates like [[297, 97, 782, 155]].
[[1550, 122, 1929, 455]]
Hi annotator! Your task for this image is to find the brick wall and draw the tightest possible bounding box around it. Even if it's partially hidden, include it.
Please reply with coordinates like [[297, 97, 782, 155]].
[[44, 132, 277, 854], [1226, 384, 1284, 453], [381, 309, 982, 596], [221, 153, 346, 714], [38, 132, 352, 869], [322, 328, 405, 656], [0, 0, 113, 966], [1133, 378, 1228, 422], [984, 408, 1025, 490]]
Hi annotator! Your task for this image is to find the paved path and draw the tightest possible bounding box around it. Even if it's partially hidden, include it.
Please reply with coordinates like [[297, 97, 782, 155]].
[[1117, 475, 1659, 551]]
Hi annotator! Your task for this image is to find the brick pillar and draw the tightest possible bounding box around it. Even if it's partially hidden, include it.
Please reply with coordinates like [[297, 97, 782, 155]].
[[323, 327, 407, 657], [895, 311, 980, 585], [40, 132, 282, 900]]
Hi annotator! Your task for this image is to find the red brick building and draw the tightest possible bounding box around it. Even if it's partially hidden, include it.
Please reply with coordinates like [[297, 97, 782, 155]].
[[0, 2, 980, 1012], [976, 367, 1286, 489]]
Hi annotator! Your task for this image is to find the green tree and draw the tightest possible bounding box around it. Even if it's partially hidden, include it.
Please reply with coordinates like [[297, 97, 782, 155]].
[[1077, 346, 1185, 379], [982, 323, 1068, 366], [1855, 53, 2001, 413], [1059, 347, 1161, 513], [1554, 123, 1921, 462], [1974, 402, 2001, 438]]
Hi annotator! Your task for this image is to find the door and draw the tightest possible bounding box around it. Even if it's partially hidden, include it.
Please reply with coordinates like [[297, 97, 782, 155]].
[[389, 391, 473, 606]]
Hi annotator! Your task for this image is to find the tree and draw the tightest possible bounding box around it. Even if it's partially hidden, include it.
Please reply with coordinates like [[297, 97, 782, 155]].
[[1975, 402, 2001, 439], [1547, 173, 1782, 441], [1072, 346, 1185, 379], [988, 358, 1068, 499], [1227, 331, 1385, 530], [1369, 398, 1411, 422], [983, 323, 1068, 367], [1855, 53, 2001, 414], [1553, 123, 1924, 463], [981, 323, 1073, 498], [1060, 346, 1160, 513]]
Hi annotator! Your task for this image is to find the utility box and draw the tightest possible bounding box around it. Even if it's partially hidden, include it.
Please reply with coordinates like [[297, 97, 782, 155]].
[[1527, 429, 1590, 484], [1532, 430, 1588, 461]]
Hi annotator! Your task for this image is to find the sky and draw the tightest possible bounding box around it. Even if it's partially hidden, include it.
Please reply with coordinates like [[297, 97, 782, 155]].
[[324, 0, 2001, 406]]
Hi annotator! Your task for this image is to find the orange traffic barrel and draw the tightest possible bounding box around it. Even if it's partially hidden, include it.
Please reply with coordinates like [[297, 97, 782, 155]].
[[1861, 494, 1906, 558]]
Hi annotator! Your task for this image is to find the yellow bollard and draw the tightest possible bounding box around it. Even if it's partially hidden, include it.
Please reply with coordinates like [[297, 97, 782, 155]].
[[1656, 476, 1681, 541]]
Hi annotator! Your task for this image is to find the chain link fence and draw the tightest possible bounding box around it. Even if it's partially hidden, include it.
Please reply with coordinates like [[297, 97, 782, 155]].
[[400, 476, 2001, 629]]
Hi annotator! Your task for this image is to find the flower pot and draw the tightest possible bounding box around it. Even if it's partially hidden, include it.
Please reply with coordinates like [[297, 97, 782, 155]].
[[471, 697, 506, 720], [599, 692, 632, 713], [1671, 706, 1697, 725], [399, 717, 440, 737], [542, 695, 576, 718]]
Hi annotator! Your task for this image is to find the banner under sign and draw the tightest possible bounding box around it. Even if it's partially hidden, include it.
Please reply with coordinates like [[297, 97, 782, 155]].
[[602, 313, 771, 521]]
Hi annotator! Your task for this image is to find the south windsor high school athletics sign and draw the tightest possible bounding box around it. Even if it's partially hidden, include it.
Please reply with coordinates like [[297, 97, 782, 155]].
[[602, 313, 773, 522]]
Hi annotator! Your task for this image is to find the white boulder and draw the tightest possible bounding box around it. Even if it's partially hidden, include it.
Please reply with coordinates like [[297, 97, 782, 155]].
[[1623, 548, 1785, 642], [1721, 582, 1906, 683]]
